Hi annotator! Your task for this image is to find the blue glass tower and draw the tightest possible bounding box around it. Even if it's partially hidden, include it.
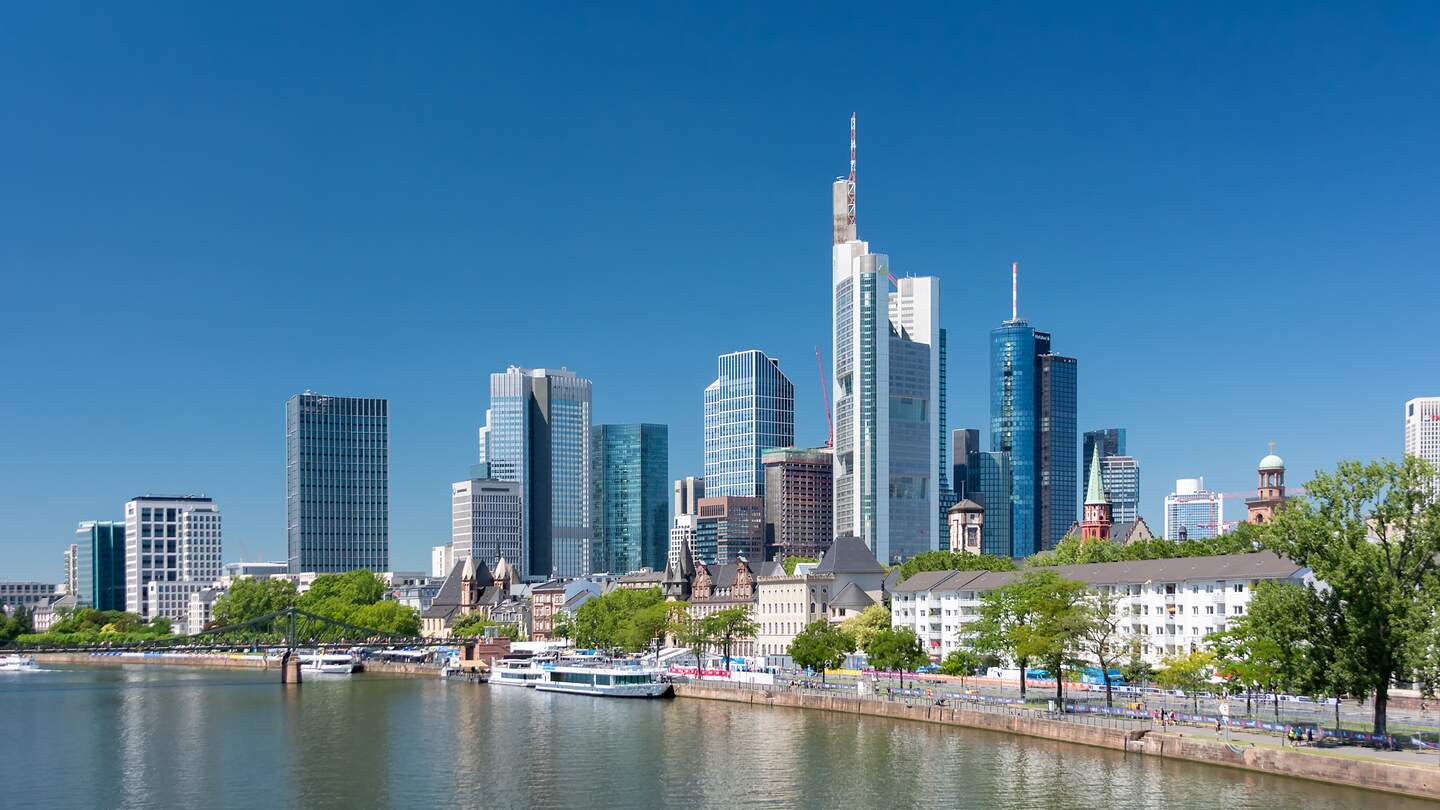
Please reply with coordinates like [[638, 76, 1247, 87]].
[[967, 451, 1012, 557], [75, 520, 125, 610], [703, 350, 794, 498], [989, 319, 1077, 557], [591, 423, 669, 573]]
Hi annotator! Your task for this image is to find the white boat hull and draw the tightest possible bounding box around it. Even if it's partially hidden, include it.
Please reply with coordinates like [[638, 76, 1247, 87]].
[[534, 682, 672, 698]]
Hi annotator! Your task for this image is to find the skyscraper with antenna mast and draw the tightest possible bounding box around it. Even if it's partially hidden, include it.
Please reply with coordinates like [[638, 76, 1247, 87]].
[[988, 263, 1078, 557], [831, 114, 942, 564]]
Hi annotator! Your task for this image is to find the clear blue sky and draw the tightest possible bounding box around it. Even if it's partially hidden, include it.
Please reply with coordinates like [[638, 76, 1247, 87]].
[[3, 3, 1437, 580]]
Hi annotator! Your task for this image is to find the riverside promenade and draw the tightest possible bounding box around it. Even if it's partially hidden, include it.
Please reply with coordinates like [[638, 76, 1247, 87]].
[[676, 680, 1440, 802]]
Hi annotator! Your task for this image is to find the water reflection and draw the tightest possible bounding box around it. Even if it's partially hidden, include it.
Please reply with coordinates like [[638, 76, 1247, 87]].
[[0, 666, 1431, 810]]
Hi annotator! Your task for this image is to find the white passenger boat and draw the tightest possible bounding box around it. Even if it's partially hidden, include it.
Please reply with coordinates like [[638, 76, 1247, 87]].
[[301, 653, 360, 674], [535, 660, 672, 698], [0, 654, 37, 672], [491, 657, 542, 687]]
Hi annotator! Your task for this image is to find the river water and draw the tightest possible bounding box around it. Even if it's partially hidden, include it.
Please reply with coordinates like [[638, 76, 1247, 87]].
[[1, 664, 1427, 809]]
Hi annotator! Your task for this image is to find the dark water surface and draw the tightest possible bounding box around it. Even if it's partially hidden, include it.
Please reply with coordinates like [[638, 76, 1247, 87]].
[[0, 664, 1426, 809]]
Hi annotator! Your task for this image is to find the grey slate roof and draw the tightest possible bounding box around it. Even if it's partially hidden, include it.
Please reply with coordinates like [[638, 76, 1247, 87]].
[[893, 551, 1306, 594], [814, 537, 886, 575], [889, 569, 988, 594], [420, 559, 467, 619], [830, 581, 877, 610]]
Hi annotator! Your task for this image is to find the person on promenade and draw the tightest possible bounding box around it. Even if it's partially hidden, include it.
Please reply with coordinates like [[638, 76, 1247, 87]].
[[1305, 728, 1314, 746]]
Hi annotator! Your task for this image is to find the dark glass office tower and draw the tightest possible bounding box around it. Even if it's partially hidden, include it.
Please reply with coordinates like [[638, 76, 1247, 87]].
[[989, 321, 1077, 557], [591, 423, 669, 573], [1082, 428, 1127, 486], [951, 428, 979, 500], [286, 393, 390, 574], [1038, 353, 1077, 551], [967, 450, 1012, 557]]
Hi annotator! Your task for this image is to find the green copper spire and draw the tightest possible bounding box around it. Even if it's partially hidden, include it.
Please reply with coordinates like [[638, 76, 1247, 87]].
[[1085, 443, 1108, 506]]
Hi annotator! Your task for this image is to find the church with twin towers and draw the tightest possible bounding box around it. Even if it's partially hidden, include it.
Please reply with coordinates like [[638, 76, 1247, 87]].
[[831, 114, 949, 565]]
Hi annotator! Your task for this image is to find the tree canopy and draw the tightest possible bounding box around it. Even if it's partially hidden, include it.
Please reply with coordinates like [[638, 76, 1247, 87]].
[[863, 627, 928, 688], [894, 550, 1015, 582], [573, 587, 669, 652], [18, 608, 172, 644], [789, 620, 855, 682], [700, 607, 758, 671], [1261, 455, 1440, 735], [840, 604, 891, 651], [1027, 524, 1260, 568], [212, 578, 298, 627], [1156, 648, 1216, 711]]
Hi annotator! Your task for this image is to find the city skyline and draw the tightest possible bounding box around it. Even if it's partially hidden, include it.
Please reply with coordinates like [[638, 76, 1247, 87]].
[[4, 5, 1440, 578]]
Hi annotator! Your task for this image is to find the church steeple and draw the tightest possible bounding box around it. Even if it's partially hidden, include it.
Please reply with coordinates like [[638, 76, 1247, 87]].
[[1080, 444, 1112, 541]]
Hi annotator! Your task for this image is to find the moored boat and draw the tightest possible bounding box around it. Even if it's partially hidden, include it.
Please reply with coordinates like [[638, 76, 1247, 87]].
[[0, 654, 37, 672], [301, 652, 360, 674], [535, 660, 672, 698], [491, 656, 542, 687]]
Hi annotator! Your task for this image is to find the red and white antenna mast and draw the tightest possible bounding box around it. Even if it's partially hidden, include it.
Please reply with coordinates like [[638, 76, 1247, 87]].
[[847, 112, 857, 233]]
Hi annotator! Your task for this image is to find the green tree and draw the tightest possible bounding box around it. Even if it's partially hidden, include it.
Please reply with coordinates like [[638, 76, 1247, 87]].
[[668, 603, 711, 675], [572, 587, 667, 652], [1012, 576, 1089, 706], [1156, 649, 1216, 712], [1207, 581, 1325, 720], [964, 571, 1060, 698], [1262, 455, 1440, 736], [451, 613, 519, 640], [1028, 524, 1260, 568], [895, 550, 1015, 582], [551, 610, 573, 642], [781, 556, 819, 575], [789, 620, 855, 683], [700, 607, 758, 672], [298, 569, 386, 610], [1119, 651, 1153, 690], [1073, 589, 1126, 707], [864, 627, 928, 691], [939, 648, 982, 689], [212, 577, 298, 626], [840, 604, 892, 651]]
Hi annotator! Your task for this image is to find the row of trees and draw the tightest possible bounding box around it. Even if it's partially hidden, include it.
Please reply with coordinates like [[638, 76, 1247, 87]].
[[0, 606, 35, 642], [17, 608, 173, 644], [565, 587, 761, 674], [210, 569, 420, 637]]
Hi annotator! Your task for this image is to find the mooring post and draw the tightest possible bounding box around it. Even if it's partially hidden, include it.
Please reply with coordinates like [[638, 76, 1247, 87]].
[[280, 648, 302, 684]]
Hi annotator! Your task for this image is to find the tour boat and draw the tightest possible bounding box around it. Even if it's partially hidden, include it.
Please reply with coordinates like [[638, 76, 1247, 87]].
[[491, 656, 542, 687], [301, 653, 360, 674], [0, 654, 37, 672], [534, 661, 672, 698]]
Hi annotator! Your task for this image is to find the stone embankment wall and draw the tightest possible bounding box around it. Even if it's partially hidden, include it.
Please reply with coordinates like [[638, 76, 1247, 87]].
[[1132, 732, 1440, 801], [676, 683, 1440, 801], [674, 683, 1139, 751], [34, 653, 443, 678]]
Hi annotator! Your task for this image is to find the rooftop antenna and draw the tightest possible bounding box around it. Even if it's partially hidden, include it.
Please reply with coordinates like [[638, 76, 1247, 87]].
[[1011, 261, 1019, 321], [848, 112, 857, 234]]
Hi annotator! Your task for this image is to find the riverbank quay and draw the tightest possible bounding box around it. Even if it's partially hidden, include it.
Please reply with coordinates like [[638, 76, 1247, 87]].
[[676, 681, 1440, 802], [32, 651, 446, 678]]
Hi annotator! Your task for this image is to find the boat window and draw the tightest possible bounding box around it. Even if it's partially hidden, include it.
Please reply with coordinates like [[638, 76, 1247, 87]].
[[595, 675, 612, 686]]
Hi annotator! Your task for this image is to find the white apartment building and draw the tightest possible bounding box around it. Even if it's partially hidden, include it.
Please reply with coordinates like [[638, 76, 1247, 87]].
[[890, 552, 1309, 666], [186, 587, 223, 635], [1406, 397, 1440, 491], [125, 496, 222, 619]]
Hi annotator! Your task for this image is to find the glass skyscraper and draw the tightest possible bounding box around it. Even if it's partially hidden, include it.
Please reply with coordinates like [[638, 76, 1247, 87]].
[[1083, 428, 1138, 525], [967, 450, 1012, 557], [75, 520, 125, 610], [703, 350, 794, 498], [591, 423, 669, 573], [479, 367, 594, 579], [286, 393, 389, 574], [990, 320, 1077, 557], [1082, 428, 1127, 483]]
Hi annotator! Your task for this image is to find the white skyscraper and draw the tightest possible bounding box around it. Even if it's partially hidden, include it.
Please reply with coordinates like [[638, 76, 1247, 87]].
[[831, 115, 941, 564], [451, 477, 523, 573], [1163, 478, 1224, 541], [124, 495, 222, 623], [1405, 397, 1440, 491]]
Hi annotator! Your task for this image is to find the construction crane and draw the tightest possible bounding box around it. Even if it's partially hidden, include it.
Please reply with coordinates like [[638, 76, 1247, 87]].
[[815, 347, 834, 448]]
